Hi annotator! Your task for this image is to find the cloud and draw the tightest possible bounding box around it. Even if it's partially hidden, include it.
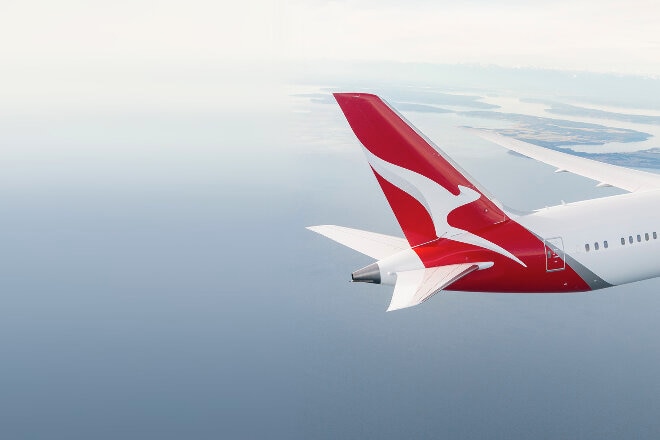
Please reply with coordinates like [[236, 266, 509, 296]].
[[0, 0, 659, 76], [279, 0, 660, 75], [0, 0, 280, 66]]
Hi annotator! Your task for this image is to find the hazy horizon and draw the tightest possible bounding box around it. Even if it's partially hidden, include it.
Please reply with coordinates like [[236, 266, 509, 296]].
[[2, 0, 660, 436]]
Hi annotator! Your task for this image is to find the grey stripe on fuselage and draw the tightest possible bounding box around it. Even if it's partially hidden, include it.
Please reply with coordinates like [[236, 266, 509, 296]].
[[563, 252, 612, 290], [531, 231, 612, 290]]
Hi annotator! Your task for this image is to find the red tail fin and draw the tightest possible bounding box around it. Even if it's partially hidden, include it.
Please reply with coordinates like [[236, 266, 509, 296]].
[[334, 93, 508, 247]]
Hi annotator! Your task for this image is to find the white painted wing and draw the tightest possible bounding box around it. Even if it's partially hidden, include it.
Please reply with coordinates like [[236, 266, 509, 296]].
[[475, 130, 660, 193], [387, 263, 481, 311], [307, 225, 409, 260]]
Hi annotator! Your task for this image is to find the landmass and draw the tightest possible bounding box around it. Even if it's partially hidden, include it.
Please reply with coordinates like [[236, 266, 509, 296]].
[[521, 98, 660, 125], [294, 90, 660, 169], [390, 102, 453, 113], [461, 110, 650, 147]]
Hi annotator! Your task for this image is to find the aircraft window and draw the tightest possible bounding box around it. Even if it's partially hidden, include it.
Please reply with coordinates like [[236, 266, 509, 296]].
[[594, 242, 599, 250], [646, 233, 650, 241], [637, 234, 642, 242], [585, 244, 590, 252], [621, 237, 625, 245], [655, 232, 658, 239], [629, 236, 634, 244], [604, 241, 608, 249]]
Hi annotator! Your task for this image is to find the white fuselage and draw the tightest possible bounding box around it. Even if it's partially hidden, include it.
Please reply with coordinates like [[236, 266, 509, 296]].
[[517, 189, 660, 286]]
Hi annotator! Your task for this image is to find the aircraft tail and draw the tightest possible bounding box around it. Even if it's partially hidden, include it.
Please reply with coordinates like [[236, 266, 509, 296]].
[[333, 93, 509, 248]]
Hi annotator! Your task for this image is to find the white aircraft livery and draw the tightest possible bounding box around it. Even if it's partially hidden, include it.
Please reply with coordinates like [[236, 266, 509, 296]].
[[308, 93, 660, 311]]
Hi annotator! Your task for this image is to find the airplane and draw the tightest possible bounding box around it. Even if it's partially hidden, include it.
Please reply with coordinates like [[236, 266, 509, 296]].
[[307, 93, 660, 311]]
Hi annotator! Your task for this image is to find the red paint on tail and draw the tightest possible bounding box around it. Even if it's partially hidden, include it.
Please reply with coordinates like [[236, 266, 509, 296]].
[[333, 92, 592, 292], [334, 93, 506, 246]]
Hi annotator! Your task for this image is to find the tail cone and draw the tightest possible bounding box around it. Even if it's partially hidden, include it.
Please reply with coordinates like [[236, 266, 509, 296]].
[[351, 263, 381, 284]]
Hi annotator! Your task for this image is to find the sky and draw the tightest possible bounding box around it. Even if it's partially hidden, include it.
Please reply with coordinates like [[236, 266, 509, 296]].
[[2, 1, 660, 438], [279, 0, 660, 75], [1, 0, 660, 76]]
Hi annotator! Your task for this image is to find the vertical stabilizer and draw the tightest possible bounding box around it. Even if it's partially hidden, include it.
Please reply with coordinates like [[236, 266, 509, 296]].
[[333, 93, 508, 248]]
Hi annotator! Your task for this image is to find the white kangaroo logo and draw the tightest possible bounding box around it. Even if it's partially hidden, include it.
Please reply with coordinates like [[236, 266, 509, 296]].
[[364, 148, 526, 267]]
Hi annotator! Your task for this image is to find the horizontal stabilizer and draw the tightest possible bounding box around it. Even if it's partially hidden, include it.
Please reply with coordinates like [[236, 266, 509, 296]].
[[307, 225, 409, 260], [388, 263, 483, 311]]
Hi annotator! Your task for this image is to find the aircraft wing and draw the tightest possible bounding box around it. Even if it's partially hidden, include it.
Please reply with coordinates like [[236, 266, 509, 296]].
[[474, 130, 660, 193], [388, 263, 482, 311]]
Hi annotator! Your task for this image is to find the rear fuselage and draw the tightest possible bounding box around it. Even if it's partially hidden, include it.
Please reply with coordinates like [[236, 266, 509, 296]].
[[438, 189, 660, 292], [517, 189, 660, 288]]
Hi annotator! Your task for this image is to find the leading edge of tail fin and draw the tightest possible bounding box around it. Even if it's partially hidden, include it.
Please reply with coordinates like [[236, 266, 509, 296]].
[[333, 93, 508, 248]]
